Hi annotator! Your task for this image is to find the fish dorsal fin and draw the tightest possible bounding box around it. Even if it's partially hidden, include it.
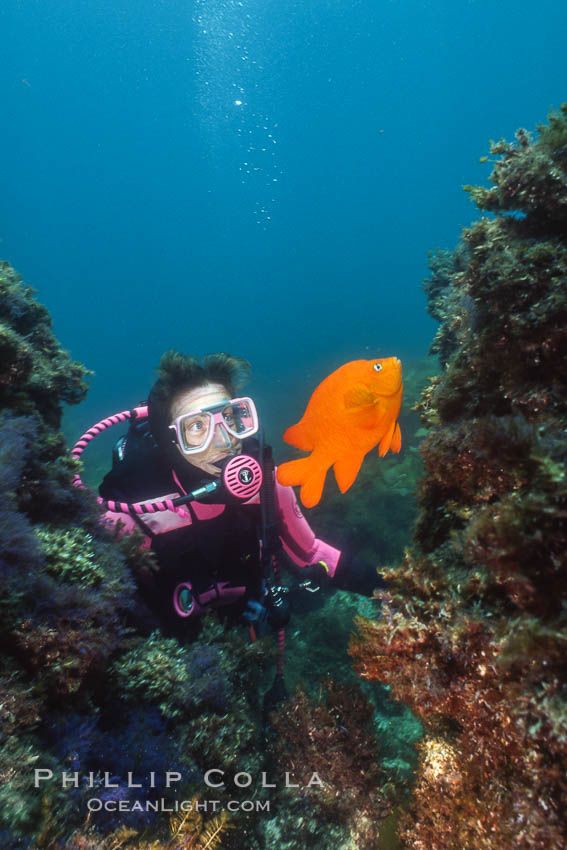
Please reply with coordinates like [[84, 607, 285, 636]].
[[343, 384, 377, 410]]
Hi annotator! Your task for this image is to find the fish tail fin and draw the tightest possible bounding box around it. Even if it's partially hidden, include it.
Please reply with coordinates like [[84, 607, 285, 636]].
[[276, 457, 314, 488], [333, 454, 363, 494], [276, 457, 327, 508]]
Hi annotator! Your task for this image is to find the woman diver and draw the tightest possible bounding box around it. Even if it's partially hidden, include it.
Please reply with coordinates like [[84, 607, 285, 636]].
[[77, 351, 384, 706]]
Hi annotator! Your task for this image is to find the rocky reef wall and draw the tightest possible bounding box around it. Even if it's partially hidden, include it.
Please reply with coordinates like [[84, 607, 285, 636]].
[[351, 105, 567, 849], [0, 263, 269, 848]]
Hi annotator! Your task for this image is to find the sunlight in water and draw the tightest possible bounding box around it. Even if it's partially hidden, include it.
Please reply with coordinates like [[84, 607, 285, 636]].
[[192, 0, 283, 226]]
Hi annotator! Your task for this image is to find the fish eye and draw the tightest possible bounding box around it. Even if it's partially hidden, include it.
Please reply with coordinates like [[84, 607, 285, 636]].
[[373, 363, 383, 372]]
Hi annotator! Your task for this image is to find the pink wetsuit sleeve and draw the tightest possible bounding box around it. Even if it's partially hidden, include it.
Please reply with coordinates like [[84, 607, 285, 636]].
[[275, 477, 341, 577], [100, 510, 152, 550]]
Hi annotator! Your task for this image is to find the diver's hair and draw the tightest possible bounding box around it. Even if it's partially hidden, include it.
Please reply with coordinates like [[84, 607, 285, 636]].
[[147, 350, 251, 452]]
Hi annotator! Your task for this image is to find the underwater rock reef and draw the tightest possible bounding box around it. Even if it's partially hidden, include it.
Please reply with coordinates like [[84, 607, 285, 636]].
[[351, 105, 567, 848], [0, 263, 271, 848], [0, 263, 142, 838], [266, 677, 390, 848]]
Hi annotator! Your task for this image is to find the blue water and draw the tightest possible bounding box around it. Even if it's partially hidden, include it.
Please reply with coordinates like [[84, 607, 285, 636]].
[[1, 0, 566, 448]]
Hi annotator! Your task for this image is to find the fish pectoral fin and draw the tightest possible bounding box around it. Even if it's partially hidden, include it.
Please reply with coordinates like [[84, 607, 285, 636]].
[[276, 457, 328, 508], [343, 384, 377, 410], [283, 422, 314, 451], [333, 454, 364, 494]]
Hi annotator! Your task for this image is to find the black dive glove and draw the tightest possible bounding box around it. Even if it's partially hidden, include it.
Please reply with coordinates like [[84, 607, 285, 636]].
[[332, 553, 388, 597], [290, 555, 387, 597], [288, 561, 333, 591]]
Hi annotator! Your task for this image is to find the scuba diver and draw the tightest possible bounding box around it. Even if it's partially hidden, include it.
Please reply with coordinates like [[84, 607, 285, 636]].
[[73, 351, 385, 709]]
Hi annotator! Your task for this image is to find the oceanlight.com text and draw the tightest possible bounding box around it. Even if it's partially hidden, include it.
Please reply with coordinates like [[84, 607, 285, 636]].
[[86, 798, 271, 814]]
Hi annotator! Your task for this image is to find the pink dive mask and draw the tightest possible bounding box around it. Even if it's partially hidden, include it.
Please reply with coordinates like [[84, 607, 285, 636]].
[[168, 397, 259, 455]]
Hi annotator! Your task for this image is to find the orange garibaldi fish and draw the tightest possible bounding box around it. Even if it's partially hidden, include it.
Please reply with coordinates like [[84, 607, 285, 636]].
[[276, 357, 403, 508]]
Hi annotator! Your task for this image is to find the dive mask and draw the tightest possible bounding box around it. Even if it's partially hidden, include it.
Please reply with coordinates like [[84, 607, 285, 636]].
[[169, 396, 259, 455]]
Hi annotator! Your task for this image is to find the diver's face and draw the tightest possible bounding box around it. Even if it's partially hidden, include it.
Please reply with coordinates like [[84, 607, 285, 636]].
[[170, 383, 242, 476]]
